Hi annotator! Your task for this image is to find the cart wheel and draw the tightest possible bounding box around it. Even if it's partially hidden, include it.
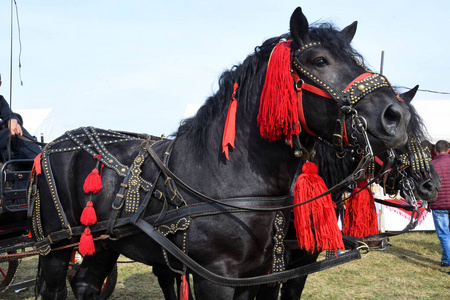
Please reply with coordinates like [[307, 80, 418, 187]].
[[0, 253, 19, 292], [68, 250, 118, 300]]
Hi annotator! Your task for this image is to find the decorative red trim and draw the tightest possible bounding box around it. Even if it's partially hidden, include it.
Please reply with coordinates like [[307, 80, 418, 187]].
[[343, 72, 372, 91]]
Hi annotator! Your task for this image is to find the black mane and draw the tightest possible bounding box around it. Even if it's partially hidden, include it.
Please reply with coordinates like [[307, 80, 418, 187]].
[[175, 23, 367, 153], [174, 34, 287, 151]]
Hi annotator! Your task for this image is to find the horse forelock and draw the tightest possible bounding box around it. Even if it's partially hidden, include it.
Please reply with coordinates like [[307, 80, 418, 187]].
[[306, 22, 366, 66]]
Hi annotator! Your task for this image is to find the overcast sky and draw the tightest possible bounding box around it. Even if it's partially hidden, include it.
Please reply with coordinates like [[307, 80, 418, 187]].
[[0, 1, 448, 139]]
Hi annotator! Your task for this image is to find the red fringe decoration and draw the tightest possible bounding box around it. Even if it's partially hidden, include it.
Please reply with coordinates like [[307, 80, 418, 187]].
[[343, 180, 379, 237], [79, 227, 95, 255], [31, 153, 42, 176], [257, 40, 299, 143], [83, 168, 103, 194], [180, 275, 189, 300], [222, 82, 239, 160], [80, 201, 97, 225], [293, 162, 344, 253]]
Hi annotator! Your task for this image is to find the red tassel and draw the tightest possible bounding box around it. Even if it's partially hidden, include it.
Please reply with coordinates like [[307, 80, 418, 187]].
[[222, 82, 239, 159], [28, 230, 32, 238], [180, 275, 189, 300], [79, 227, 95, 255], [83, 168, 103, 194], [80, 201, 97, 225], [293, 162, 344, 253], [257, 40, 299, 143], [343, 180, 379, 237], [31, 153, 42, 176]]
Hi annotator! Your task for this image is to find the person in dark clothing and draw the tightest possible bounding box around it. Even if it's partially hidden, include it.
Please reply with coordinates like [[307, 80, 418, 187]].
[[430, 140, 450, 271], [0, 79, 41, 162]]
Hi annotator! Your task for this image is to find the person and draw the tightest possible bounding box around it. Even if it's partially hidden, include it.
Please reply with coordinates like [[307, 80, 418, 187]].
[[430, 140, 450, 271], [0, 78, 41, 162]]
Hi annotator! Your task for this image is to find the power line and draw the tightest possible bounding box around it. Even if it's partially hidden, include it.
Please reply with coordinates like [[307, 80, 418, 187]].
[[397, 86, 450, 95]]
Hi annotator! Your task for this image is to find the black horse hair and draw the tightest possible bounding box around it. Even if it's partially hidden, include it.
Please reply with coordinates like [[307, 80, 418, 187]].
[[175, 23, 367, 154]]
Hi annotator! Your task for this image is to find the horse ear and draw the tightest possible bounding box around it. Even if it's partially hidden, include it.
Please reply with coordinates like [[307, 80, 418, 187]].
[[400, 85, 419, 104], [341, 21, 358, 44], [290, 7, 309, 49]]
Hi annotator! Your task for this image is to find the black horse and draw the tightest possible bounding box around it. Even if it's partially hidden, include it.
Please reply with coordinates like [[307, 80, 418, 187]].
[[30, 7, 411, 300], [255, 86, 441, 300], [151, 87, 440, 300]]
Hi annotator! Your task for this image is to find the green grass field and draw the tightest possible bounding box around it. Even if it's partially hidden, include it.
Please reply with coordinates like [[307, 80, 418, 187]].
[[2, 232, 449, 299]]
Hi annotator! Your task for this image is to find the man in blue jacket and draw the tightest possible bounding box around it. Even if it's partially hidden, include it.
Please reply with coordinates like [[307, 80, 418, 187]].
[[430, 140, 450, 271]]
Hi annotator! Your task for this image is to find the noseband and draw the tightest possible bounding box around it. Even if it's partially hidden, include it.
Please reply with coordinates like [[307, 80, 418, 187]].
[[290, 41, 398, 155]]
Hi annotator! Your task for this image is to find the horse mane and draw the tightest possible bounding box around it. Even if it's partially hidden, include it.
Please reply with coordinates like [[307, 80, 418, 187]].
[[174, 22, 367, 153], [406, 100, 428, 141], [174, 34, 288, 152]]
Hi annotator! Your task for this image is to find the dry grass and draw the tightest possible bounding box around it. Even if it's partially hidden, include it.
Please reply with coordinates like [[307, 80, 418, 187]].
[[1, 232, 449, 299]]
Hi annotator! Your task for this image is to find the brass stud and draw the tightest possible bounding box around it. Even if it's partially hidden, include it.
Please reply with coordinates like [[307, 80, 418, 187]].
[[357, 84, 365, 91]]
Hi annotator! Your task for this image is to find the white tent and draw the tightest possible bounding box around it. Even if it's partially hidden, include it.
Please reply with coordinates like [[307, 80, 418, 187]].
[[413, 99, 450, 143], [15, 108, 64, 143]]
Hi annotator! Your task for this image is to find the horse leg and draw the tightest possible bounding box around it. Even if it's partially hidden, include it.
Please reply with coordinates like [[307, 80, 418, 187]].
[[279, 276, 308, 300], [152, 264, 178, 300], [70, 247, 119, 299], [255, 283, 281, 300], [37, 247, 73, 300], [193, 275, 259, 300], [278, 250, 319, 300]]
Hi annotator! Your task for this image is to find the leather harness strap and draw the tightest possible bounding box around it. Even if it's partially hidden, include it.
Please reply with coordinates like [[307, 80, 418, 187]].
[[134, 218, 361, 286]]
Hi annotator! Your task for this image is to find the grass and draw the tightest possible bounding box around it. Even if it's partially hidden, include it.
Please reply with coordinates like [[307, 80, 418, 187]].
[[1, 232, 449, 299]]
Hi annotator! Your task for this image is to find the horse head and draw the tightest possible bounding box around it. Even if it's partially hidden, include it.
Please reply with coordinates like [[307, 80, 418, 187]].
[[281, 7, 411, 155], [381, 85, 441, 202]]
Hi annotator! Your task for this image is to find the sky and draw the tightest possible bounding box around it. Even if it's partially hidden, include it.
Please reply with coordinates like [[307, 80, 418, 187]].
[[0, 0, 449, 140]]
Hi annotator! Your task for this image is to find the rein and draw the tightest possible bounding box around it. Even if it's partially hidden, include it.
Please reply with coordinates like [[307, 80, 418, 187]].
[[144, 141, 373, 212]]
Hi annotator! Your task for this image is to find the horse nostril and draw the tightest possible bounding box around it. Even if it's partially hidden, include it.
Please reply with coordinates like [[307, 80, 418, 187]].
[[420, 180, 433, 193], [381, 104, 402, 136]]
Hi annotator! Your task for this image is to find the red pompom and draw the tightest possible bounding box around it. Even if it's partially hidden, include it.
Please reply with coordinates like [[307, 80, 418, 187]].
[[258, 40, 299, 143], [293, 162, 344, 253], [83, 168, 103, 194], [343, 179, 379, 237], [302, 161, 318, 174], [80, 201, 97, 226], [180, 275, 189, 300], [79, 227, 95, 255]]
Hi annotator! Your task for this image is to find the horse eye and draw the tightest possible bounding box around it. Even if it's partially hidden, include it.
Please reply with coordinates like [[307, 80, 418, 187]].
[[313, 57, 328, 67]]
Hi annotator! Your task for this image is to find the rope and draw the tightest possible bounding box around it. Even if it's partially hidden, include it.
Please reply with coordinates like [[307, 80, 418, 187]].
[[0, 235, 110, 260]]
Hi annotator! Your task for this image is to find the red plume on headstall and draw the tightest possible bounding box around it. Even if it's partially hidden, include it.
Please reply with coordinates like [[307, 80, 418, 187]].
[[343, 179, 379, 237], [222, 82, 239, 159], [257, 40, 299, 143], [293, 162, 344, 253]]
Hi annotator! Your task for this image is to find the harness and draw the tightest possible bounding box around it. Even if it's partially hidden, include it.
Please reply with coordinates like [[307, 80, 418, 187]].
[[291, 41, 396, 156], [28, 41, 407, 286]]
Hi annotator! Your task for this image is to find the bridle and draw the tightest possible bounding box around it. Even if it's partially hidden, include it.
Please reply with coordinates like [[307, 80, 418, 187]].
[[289, 41, 398, 157]]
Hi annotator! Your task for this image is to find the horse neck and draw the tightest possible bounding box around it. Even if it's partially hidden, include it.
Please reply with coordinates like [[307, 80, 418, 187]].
[[170, 126, 300, 199]]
